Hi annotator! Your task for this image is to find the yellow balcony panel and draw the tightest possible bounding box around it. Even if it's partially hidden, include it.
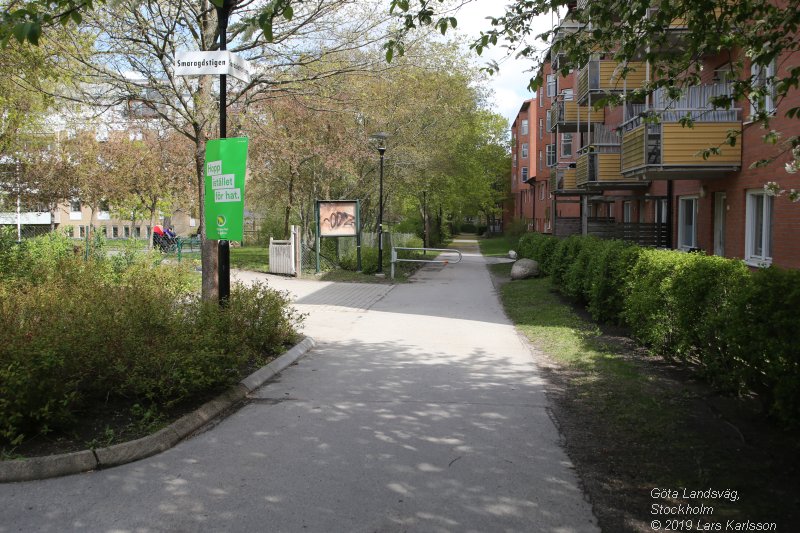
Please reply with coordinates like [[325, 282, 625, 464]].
[[661, 122, 741, 167], [621, 121, 742, 178], [559, 167, 578, 191], [551, 167, 578, 192], [621, 124, 647, 173], [577, 151, 643, 189], [576, 154, 589, 188], [577, 60, 647, 103], [551, 100, 606, 132]]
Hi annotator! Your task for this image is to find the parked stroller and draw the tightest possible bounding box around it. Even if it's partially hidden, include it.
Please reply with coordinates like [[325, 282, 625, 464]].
[[153, 225, 178, 253]]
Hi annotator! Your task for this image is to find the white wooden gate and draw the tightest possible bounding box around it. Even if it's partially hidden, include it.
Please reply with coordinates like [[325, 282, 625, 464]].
[[269, 225, 300, 276]]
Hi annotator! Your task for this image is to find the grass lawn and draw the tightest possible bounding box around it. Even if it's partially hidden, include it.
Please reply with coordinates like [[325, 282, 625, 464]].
[[491, 262, 800, 532], [229, 245, 269, 272], [178, 245, 269, 272], [478, 235, 518, 258]]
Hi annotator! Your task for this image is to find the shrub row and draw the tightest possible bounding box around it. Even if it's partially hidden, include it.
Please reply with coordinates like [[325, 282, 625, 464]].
[[516, 232, 800, 426], [0, 233, 302, 446]]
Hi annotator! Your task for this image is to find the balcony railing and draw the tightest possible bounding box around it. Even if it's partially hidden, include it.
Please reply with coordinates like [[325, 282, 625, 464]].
[[575, 144, 644, 189], [576, 60, 647, 104], [620, 85, 742, 176], [550, 166, 578, 193], [550, 99, 605, 131]]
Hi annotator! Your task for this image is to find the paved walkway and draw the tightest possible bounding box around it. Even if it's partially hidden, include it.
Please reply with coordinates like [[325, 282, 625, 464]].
[[0, 239, 598, 532]]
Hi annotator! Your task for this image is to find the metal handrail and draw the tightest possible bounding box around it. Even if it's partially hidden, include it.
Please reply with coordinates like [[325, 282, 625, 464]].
[[390, 247, 463, 279]]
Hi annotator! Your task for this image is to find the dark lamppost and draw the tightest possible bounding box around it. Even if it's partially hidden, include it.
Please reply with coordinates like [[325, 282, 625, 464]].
[[370, 132, 389, 275], [216, 0, 236, 305]]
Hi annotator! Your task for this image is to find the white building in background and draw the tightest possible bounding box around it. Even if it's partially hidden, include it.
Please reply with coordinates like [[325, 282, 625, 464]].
[[0, 77, 198, 240]]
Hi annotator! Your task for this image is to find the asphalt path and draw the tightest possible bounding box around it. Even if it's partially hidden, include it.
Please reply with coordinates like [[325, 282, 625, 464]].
[[0, 238, 598, 533]]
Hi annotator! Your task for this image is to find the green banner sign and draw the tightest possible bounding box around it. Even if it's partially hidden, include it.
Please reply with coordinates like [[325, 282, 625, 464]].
[[204, 137, 248, 241]]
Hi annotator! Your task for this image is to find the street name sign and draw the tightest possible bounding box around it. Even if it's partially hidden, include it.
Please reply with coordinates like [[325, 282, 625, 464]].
[[174, 51, 252, 83]]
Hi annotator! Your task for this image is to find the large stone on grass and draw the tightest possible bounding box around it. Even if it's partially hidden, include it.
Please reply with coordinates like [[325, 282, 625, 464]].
[[510, 258, 539, 280]]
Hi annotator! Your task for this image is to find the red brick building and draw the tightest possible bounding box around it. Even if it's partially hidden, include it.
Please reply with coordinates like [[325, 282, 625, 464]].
[[509, 100, 536, 228], [526, 3, 800, 268]]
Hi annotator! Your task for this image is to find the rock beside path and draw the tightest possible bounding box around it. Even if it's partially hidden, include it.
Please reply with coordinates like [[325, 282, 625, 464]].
[[510, 258, 540, 280]]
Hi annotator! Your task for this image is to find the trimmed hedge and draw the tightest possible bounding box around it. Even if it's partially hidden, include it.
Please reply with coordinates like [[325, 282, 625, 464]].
[[515, 232, 800, 427], [0, 233, 302, 446]]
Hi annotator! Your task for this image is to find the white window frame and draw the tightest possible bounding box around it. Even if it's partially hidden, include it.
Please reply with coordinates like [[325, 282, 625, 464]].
[[538, 150, 543, 170], [539, 118, 543, 139], [521, 119, 529, 136], [562, 88, 574, 101], [513, 153, 517, 167], [540, 182, 546, 201], [678, 196, 698, 251], [561, 133, 573, 158], [745, 189, 773, 266], [521, 143, 528, 159], [750, 60, 776, 119], [97, 199, 110, 221], [546, 74, 556, 97], [539, 89, 543, 106], [546, 144, 557, 167], [521, 166, 529, 182], [69, 199, 82, 221], [623, 201, 632, 223]]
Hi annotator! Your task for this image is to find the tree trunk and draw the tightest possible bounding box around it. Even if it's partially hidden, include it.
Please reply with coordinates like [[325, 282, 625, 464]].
[[283, 171, 296, 240], [195, 127, 217, 301]]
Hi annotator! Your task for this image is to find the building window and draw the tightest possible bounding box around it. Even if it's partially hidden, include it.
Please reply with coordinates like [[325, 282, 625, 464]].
[[623, 201, 632, 223], [98, 199, 110, 221], [69, 199, 82, 221], [561, 133, 573, 158], [78, 225, 86, 238], [745, 190, 773, 265], [521, 119, 529, 136], [521, 167, 529, 182], [539, 89, 543, 106], [539, 118, 543, 139], [678, 196, 698, 250], [546, 74, 556, 97], [750, 60, 776, 118], [538, 150, 543, 170], [546, 112, 552, 132], [112, 226, 119, 238], [540, 182, 546, 201], [562, 88, 574, 101], [656, 199, 668, 224], [521, 143, 528, 159], [546, 144, 556, 167], [513, 153, 517, 167], [134, 226, 142, 238]]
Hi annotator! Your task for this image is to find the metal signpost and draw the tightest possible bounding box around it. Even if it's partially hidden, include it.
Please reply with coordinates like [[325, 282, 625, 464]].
[[174, 0, 252, 305]]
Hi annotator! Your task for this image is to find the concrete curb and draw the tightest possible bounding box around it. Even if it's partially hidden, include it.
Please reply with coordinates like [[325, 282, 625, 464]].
[[0, 336, 317, 484]]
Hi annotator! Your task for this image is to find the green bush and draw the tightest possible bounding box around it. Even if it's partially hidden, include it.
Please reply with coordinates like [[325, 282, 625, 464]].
[[549, 235, 584, 288], [0, 257, 301, 445], [724, 268, 800, 425], [519, 232, 800, 428], [668, 254, 750, 367], [622, 249, 692, 355], [516, 233, 559, 275], [459, 223, 478, 234], [562, 236, 602, 303], [585, 240, 642, 324]]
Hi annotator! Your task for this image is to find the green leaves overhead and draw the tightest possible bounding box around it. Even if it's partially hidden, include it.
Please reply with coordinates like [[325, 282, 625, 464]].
[[258, 0, 296, 43], [1, 0, 96, 46]]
